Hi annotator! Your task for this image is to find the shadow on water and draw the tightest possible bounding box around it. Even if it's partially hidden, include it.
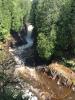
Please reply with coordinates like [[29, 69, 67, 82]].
[[9, 23, 35, 67], [9, 20, 75, 100], [10, 23, 27, 47]]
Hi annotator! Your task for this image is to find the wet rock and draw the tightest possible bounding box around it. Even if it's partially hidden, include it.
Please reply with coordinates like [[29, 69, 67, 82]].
[[22, 90, 38, 100]]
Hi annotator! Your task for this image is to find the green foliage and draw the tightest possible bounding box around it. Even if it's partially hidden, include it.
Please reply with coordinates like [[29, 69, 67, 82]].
[[11, 0, 31, 32], [37, 33, 51, 59], [4, 86, 22, 100], [0, 0, 31, 41], [0, 0, 11, 40], [56, 0, 73, 52], [30, 0, 38, 26], [31, 0, 75, 60], [37, 25, 56, 59], [31, 0, 59, 60], [54, 0, 75, 57], [0, 33, 4, 41], [70, 0, 75, 54]]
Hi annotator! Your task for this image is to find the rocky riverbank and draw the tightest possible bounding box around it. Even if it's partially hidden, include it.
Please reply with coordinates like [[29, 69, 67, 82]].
[[0, 46, 75, 100], [0, 46, 38, 100]]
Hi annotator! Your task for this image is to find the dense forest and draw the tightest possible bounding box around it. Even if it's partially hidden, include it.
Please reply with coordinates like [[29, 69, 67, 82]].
[[31, 0, 75, 60], [0, 0, 31, 41], [0, 0, 75, 100], [0, 0, 75, 60]]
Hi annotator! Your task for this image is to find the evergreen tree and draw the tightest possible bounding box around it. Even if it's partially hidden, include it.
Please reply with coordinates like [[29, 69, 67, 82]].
[[31, 0, 75, 59], [0, 0, 11, 41], [70, 0, 75, 54], [11, 0, 31, 32], [32, 0, 59, 60], [0, 0, 31, 42], [56, 0, 72, 56]]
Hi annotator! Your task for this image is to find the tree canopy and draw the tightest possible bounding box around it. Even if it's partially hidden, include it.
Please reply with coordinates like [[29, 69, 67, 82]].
[[0, 0, 31, 41], [0, 0, 75, 60], [31, 0, 75, 60]]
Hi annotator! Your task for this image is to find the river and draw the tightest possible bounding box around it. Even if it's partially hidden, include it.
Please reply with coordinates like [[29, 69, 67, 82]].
[[9, 24, 75, 100]]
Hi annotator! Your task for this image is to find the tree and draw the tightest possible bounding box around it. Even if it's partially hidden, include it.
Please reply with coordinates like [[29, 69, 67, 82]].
[[31, 0, 59, 60], [31, 0, 75, 60], [56, 0, 75, 57], [0, 0, 11, 41], [70, 0, 75, 54], [11, 0, 31, 32], [0, 0, 32, 42]]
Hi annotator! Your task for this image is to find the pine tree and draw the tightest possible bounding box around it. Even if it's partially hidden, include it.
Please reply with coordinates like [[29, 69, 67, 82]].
[[32, 0, 59, 60], [31, 0, 75, 59], [11, 0, 31, 32], [0, 0, 11, 41], [0, 0, 31, 42]]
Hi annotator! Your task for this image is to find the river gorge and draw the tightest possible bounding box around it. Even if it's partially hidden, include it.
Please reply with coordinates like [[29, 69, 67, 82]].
[[0, 24, 75, 100]]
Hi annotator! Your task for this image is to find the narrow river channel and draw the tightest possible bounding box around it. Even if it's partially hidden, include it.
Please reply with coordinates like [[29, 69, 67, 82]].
[[9, 24, 75, 100]]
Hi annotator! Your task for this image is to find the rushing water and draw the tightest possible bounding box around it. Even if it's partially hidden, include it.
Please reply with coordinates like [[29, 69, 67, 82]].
[[9, 24, 75, 100], [9, 24, 34, 65]]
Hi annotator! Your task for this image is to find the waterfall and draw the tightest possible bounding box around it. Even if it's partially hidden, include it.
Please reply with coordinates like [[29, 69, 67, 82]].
[[25, 24, 34, 49], [9, 24, 34, 66]]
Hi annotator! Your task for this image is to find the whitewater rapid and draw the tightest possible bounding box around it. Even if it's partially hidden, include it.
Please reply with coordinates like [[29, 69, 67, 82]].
[[9, 24, 34, 65]]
